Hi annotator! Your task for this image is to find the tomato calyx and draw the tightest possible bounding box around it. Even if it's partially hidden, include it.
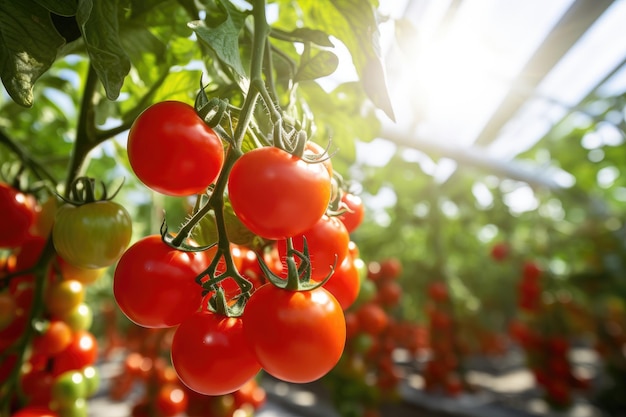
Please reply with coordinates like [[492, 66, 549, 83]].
[[258, 237, 337, 291], [58, 177, 122, 206]]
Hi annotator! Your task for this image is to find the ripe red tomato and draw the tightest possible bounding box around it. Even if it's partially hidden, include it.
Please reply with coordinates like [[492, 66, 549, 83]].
[[171, 311, 260, 395], [156, 383, 189, 417], [337, 192, 365, 233], [522, 260, 542, 281], [490, 242, 509, 261], [376, 280, 402, 307], [277, 215, 350, 281], [427, 281, 448, 303], [113, 235, 208, 328], [356, 302, 388, 335], [32, 319, 73, 357], [52, 330, 98, 376], [0, 183, 36, 248], [243, 284, 346, 383], [10, 406, 58, 417], [228, 146, 331, 240], [322, 254, 360, 310], [7, 235, 47, 293], [20, 369, 54, 406], [379, 257, 402, 279], [53, 200, 132, 269], [127, 101, 225, 196]]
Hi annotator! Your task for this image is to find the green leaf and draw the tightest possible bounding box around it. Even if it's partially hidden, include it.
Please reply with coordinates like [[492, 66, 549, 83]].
[[0, 0, 66, 107], [272, 27, 334, 47], [188, 0, 248, 79], [295, 50, 339, 82], [297, 0, 395, 121], [76, 0, 131, 100], [34, 0, 77, 16]]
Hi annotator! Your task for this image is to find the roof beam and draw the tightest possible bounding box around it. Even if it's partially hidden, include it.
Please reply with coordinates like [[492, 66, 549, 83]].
[[473, 0, 616, 146]]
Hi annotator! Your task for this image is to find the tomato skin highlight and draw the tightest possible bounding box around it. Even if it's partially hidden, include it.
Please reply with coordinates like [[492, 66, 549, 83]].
[[127, 101, 225, 196], [243, 284, 346, 383], [113, 235, 207, 328], [171, 311, 261, 395], [337, 192, 365, 233], [228, 146, 331, 240], [53, 201, 132, 269], [0, 183, 36, 248]]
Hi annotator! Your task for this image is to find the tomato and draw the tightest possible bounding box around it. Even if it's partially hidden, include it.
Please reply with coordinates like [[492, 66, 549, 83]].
[[356, 302, 388, 335], [44, 280, 84, 317], [32, 319, 73, 357], [378, 257, 402, 279], [322, 254, 360, 310], [113, 235, 208, 328], [233, 379, 266, 410], [304, 141, 333, 177], [53, 200, 132, 269], [427, 281, 448, 303], [31, 195, 57, 238], [55, 303, 93, 332], [127, 101, 225, 196], [277, 215, 350, 281], [243, 284, 346, 383], [0, 183, 36, 248], [490, 242, 509, 261], [81, 366, 100, 397], [156, 383, 188, 417], [228, 146, 331, 240], [337, 192, 364, 233], [11, 407, 58, 417], [20, 369, 54, 406], [56, 256, 105, 285], [52, 331, 98, 376], [8, 235, 47, 293], [51, 370, 87, 407], [522, 260, 542, 281], [171, 311, 260, 395], [376, 280, 402, 307]]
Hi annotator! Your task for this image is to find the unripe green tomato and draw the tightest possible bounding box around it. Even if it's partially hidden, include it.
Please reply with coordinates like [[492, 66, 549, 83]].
[[56, 303, 93, 332], [51, 371, 87, 407], [52, 201, 132, 269], [192, 201, 258, 247], [352, 333, 374, 354], [81, 366, 100, 397]]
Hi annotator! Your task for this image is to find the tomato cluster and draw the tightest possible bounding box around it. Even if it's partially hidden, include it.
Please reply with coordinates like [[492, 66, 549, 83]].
[[112, 100, 373, 398], [323, 257, 424, 417], [421, 281, 464, 396]]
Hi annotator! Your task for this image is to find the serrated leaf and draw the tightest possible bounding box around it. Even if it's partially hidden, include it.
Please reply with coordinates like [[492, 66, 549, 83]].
[[188, 0, 248, 79], [152, 70, 202, 103], [34, 0, 77, 16], [297, 0, 395, 121], [76, 0, 131, 100], [0, 0, 66, 107], [295, 50, 339, 82]]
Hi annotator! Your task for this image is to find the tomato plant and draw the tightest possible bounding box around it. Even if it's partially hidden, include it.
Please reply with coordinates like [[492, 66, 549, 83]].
[[113, 235, 208, 328], [228, 146, 332, 240], [337, 192, 365, 234], [171, 310, 261, 395], [127, 101, 225, 197], [243, 284, 346, 383]]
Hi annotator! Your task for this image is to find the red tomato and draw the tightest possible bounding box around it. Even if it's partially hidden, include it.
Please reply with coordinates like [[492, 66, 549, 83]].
[[337, 193, 365, 233], [376, 280, 402, 307], [7, 235, 47, 293], [356, 303, 388, 335], [427, 281, 448, 303], [304, 141, 333, 177], [522, 260, 542, 281], [233, 378, 266, 410], [490, 242, 509, 261], [32, 319, 73, 357], [0, 183, 36, 248], [379, 257, 402, 279], [52, 330, 98, 376], [243, 284, 346, 383], [20, 369, 54, 406], [277, 215, 350, 281], [156, 383, 189, 417], [228, 146, 331, 240], [127, 101, 225, 196], [11, 406, 58, 417], [322, 254, 360, 310], [171, 311, 260, 395], [113, 235, 208, 328]]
